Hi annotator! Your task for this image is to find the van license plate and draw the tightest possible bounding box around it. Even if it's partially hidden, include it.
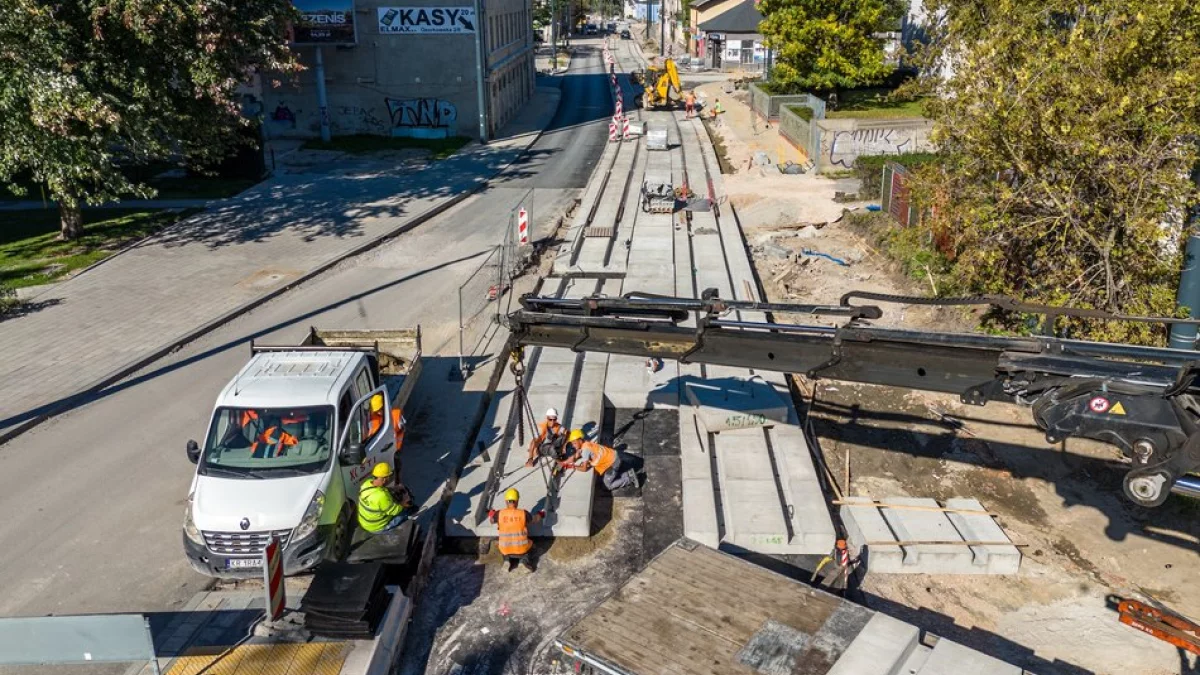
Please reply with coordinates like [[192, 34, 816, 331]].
[[227, 558, 262, 570]]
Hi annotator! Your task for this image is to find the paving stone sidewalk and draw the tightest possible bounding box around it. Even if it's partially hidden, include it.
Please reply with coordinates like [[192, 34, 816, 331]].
[[0, 84, 563, 441]]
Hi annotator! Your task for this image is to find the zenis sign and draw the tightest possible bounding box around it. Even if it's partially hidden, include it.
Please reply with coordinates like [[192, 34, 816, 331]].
[[291, 0, 357, 45]]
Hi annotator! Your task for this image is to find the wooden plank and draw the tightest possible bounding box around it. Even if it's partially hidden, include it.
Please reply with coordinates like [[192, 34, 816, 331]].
[[651, 549, 841, 633], [833, 500, 993, 515], [586, 607, 749, 675]]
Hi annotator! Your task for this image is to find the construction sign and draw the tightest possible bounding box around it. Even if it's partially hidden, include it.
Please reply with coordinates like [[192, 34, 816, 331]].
[[518, 208, 529, 245], [263, 534, 286, 620]]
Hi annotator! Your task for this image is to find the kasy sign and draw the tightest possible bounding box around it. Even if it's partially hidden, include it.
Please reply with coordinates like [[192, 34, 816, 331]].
[[378, 7, 476, 34]]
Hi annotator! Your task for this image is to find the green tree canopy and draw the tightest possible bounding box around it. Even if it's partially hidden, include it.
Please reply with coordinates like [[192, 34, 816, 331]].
[[0, 1, 298, 239], [909, 0, 1200, 344], [758, 0, 906, 94]]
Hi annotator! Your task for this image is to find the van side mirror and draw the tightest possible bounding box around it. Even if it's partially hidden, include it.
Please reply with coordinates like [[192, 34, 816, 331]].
[[186, 439, 201, 464], [342, 442, 365, 466]]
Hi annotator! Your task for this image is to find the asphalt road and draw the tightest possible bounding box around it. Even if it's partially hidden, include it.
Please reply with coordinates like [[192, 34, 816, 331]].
[[0, 43, 610, 621]]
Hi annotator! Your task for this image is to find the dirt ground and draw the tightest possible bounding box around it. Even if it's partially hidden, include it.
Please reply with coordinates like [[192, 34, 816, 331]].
[[712, 88, 1200, 674]]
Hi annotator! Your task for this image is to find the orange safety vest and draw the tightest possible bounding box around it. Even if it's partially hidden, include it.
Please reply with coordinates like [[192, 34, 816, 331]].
[[535, 420, 563, 446], [496, 507, 532, 556], [252, 426, 297, 457], [368, 410, 384, 438], [581, 441, 616, 475], [366, 408, 407, 450], [392, 408, 406, 451]]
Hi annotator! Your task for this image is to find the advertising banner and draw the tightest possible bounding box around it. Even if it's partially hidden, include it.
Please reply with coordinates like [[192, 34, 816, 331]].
[[292, 0, 357, 45], [378, 7, 477, 34]]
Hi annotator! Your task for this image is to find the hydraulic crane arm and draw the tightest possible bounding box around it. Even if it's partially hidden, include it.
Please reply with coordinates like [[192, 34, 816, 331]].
[[505, 292, 1200, 508]]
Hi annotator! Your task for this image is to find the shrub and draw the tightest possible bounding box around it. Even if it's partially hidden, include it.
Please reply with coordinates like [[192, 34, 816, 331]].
[[854, 152, 938, 200], [786, 105, 814, 121]]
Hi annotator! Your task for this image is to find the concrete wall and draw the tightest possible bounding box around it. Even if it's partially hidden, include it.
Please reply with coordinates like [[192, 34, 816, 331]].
[[262, 0, 534, 141], [747, 83, 824, 121], [814, 117, 934, 171], [777, 104, 820, 163]]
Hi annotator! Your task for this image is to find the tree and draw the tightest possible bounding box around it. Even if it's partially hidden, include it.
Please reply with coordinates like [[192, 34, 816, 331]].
[[0, 1, 298, 240], [908, 0, 1200, 345], [757, 0, 906, 95]]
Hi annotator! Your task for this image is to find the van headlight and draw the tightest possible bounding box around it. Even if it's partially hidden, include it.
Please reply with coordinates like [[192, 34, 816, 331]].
[[292, 491, 325, 542], [183, 497, 204, 546]]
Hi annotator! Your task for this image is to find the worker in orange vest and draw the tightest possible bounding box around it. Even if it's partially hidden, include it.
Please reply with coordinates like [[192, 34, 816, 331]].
[[488, 488, 545, 572], [563, 429, 639, 491], [250, 415, 298, 458], [525, 407, 566, 467], [366, 394, 408, 452]]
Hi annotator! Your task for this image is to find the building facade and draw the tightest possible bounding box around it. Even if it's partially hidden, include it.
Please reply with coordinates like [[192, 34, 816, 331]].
[[263, 0, 534, 141], [696, 0, 767, 72]]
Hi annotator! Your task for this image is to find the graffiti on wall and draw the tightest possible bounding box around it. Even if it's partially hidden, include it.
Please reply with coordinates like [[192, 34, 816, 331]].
[[827, 128, 913, 167], [337, 105, 388, 133], [385, 97, 458, 129]]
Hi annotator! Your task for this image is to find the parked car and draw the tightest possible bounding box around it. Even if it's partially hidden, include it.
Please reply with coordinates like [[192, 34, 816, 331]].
[[620, 28, 631, 39], [584, 23, 598, 35]]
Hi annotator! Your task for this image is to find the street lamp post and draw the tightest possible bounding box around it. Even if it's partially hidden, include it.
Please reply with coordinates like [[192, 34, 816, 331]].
[[473, 0, 489, 142]]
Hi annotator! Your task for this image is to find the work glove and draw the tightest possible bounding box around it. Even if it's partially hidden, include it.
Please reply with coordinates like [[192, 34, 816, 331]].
[[488, 509, 497, 520]]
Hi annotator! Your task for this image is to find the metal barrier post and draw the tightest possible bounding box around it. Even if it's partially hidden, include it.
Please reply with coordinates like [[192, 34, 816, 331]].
[[458, 284, 467, 377]]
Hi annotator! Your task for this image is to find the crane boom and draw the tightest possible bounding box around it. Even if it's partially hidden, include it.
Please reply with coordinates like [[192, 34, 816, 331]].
[[505, 292, 1200, 508]]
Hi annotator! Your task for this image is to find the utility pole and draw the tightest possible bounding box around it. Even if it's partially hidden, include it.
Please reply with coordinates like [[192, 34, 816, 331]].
[[314, 48, 331, 142], [1170, 160, 1200, 349], [550, 0, 558, 69], [473, 0, 489, 142], [659, 0, 665, 55]]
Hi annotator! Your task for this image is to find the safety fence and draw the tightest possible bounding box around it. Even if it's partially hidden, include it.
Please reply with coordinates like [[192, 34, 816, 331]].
[[455, 194, 535, 376], [880, 162, 920, 227], [778, 104, 822, 164], [748, 82, 826, 122]]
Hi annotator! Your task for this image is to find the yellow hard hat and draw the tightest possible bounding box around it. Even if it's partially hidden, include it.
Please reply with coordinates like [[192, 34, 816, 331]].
[[372, 462, 392, 479], [370, 394, 384, 412], [568, 429, 585, 442], [504, 488, 520, 503]]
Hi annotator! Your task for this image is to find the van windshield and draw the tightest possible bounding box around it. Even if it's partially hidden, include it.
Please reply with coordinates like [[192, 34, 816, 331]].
[[201, 406, 335, 477]]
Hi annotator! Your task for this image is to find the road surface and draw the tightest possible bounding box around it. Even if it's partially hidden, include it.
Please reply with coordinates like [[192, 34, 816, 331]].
[[0, 43, 611, 622]]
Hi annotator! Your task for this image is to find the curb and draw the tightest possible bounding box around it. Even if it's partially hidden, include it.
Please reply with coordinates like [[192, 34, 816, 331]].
[[0, 89, 566, 447]]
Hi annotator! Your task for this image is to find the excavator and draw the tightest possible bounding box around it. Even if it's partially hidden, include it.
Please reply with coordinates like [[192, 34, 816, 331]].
[[504, 290, 1200, 509], [636, 58, 683, 109]]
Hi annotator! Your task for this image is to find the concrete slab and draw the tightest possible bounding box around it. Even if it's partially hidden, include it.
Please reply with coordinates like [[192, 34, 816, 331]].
[[841, 497, 1021, 574], [446, 278, 605, 539], [684, 376, 787, 432], [917, 639, 1023, 675], [679, 406, 721, 548], [825, 613, 920, 675]]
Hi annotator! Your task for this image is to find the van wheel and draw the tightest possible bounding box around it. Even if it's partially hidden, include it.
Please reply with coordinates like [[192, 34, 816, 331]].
[[328, 504, 353, 561]]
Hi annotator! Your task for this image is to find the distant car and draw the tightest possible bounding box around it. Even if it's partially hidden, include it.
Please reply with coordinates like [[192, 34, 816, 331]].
[[584, 24, 598, 35], [620, 28, 631, 39], [606, 22, 616, 33]]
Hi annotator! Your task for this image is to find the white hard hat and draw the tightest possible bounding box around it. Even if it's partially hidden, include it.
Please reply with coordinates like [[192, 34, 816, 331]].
[[546, 407, 559, 419]]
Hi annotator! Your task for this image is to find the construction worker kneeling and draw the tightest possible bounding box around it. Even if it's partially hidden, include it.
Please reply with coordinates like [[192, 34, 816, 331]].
[[564, 429, 640, 491], [358, 462, 413, 534], [489, 488, 545, 572]]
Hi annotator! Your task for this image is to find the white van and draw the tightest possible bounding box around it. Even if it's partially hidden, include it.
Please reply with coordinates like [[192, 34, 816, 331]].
[[182, 329, 421, 578]]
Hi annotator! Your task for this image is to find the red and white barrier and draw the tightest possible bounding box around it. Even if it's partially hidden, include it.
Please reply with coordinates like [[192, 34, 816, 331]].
[[622, 115, 631, 139], [263, 535, 286, 620], [609, 119, 619, 142], [517, 207, 529, 245]]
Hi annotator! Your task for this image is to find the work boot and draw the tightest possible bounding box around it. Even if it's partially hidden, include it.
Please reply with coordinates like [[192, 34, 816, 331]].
[[625, 468, 640, 489]]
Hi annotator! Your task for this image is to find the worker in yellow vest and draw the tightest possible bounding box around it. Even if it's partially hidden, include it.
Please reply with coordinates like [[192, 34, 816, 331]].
[[563, 429, 640, 491], [358, 462, 413, 533], [488, 488, 545, 572]]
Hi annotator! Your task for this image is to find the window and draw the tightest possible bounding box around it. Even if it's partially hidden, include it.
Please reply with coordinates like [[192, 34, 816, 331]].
[[353, 366, 372, 401], [201, 405, 335, 476]]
